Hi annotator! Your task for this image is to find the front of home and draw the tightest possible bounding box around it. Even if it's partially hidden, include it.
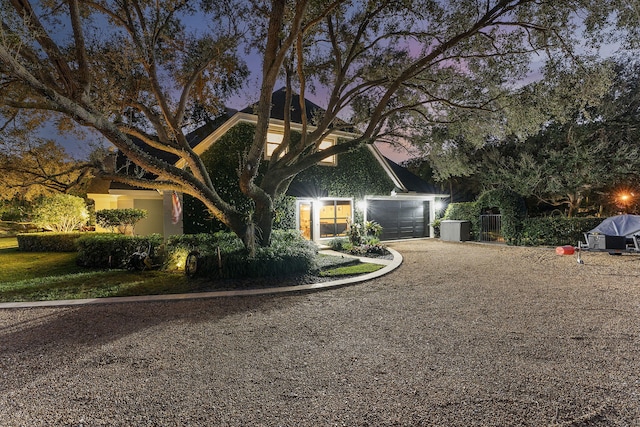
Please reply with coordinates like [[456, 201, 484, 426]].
[[88, 89, 447, 242]]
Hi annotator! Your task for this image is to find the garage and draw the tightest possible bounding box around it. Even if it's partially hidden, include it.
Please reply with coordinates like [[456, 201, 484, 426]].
[[365, 198, 431, 241]]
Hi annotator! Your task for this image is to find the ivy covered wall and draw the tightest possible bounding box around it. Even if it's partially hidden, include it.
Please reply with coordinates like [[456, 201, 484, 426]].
[[183, 122, 396, 234], [292, 147, 395, 199], [184, 122, 256, 234]]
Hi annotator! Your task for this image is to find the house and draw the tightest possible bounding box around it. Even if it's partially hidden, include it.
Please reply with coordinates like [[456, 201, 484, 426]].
[[87, 89, 448, 241]]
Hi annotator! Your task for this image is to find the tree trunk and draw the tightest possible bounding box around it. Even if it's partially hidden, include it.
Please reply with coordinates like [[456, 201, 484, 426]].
[[566, 193, 582, 218], [255, 200, 274, 247]]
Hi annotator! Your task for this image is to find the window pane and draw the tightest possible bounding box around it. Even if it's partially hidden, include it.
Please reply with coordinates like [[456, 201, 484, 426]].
[[318, 200, 352, 238], [335, 201, 351, 236], [319, 201, 336, 238], [266, 132, 284, 159], [318, 139, 336, 165]]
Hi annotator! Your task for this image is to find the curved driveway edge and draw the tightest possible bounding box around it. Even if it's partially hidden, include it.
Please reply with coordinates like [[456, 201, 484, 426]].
[[0, 248, 402, 309]]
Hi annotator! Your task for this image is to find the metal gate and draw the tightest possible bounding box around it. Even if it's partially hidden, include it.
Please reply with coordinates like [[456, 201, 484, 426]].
[[480, 214, 504, 242]]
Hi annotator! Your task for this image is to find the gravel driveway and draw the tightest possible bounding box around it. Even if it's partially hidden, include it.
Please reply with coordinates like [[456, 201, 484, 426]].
[[1, 239, 639, 426]]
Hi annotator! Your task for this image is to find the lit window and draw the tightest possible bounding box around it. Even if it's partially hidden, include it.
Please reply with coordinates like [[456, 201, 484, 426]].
[[319, 199, 352, 238], [318, 139, 336, 165], [266, 132, 284, 159], [265, 131, 336, 166]]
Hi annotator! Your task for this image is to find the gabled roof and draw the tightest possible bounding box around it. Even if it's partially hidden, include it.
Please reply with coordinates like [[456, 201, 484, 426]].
[[174, 89, 357, 168], [241, 87, 325, 125], [382, 156, 443, 194]]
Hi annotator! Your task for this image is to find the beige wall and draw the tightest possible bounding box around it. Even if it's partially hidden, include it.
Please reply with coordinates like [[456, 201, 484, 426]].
[[133, 198, 164, 235], [88, 190, 183, 237]]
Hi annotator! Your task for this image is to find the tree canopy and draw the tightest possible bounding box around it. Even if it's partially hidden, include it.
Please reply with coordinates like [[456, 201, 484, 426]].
[[419, 57, 640, 216], [0, 138, 94, 200], [0, 0, 631, 246]]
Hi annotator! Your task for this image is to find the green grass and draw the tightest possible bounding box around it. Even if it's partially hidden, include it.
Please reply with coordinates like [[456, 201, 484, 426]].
[[0, 237, 85, 283], [0, 237, 194, 303], [319, 262, 384, 277], [0, 270, 194, 303], [0, 236, 18, 249], [0, 237, 384, 303]]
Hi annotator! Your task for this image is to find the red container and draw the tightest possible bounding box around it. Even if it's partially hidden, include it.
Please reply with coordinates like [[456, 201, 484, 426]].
[[555, 245, 575, 255]]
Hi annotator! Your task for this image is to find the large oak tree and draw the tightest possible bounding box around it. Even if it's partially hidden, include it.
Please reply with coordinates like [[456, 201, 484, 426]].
[[0, 0, 625, 247]]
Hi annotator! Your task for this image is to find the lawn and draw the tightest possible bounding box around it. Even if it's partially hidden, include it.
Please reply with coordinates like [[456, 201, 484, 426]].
[[0, 237, 194, 303], [0, 237, 383, 303]]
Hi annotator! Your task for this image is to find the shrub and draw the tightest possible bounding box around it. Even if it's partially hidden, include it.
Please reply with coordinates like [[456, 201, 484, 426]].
[[95, 209, 147, 234], [431, 218, 441, 238], [17, 232, 84, 252], [32, 194, 89, 232], [364, 221, 383, 238], [346, 220, 383, 246], [164, 231, 246, 271], [76, 233, 163, 268], [347, 219, 364, 245], [517, 216, 603, 247], [443, 202, 477, 221], [348, 242, 389, 256], [328, 237, 347, 251], [177, 230, 317, 279]]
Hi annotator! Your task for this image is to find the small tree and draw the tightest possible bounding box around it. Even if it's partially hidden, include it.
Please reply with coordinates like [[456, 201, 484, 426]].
[[96, 209, 147, 235], [32, 194, 89, 232]]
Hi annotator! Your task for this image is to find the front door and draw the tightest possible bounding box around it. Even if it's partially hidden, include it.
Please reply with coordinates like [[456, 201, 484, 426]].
[[299, 201, 313, 240]]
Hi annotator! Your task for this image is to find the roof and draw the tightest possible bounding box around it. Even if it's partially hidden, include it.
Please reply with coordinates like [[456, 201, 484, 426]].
[[241, 87, 325, 125], [383, 156, 441, 194]]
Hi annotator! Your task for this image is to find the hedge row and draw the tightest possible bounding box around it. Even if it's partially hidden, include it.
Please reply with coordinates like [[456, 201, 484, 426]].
[[517, 216, 604, 247], [177, 230, 318, 279], [16, 232, 84, 252], [442, 203, 604, 246], [76, 233, 164, 268]]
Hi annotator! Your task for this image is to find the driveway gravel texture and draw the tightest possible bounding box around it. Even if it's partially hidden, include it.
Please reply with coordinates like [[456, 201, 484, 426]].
[[1, 239, 639, 426]]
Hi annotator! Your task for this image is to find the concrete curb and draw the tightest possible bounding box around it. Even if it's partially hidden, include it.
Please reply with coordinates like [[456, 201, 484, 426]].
[[0, 248, 403, 309]]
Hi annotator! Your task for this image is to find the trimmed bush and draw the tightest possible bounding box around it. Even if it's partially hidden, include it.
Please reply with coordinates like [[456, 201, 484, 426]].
[[517, 216, 603, 247], [32, 194, 89, 232], [443, 202, 477, 222], [76, 233, 163, 268], [95, 209, 147, 234], [175, 230, 317, 279], [17, 232, 84, 252], [164, 231, 245, 270]]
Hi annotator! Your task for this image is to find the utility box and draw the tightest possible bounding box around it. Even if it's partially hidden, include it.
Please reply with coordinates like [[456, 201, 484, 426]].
[[440, 220, 471, 242]]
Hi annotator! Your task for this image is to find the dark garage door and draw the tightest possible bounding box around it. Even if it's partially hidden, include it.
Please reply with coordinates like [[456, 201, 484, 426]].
[[367, 199, 430, 240]]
